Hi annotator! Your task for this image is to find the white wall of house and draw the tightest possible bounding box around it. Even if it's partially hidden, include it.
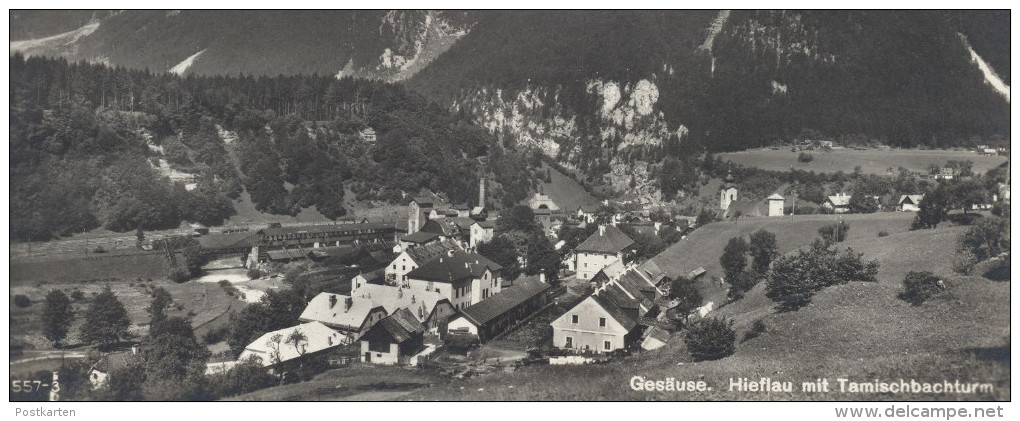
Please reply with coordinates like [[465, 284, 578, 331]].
[[575, 252, 622, 280], [551, 297, 629, 353], [901, 202, 920, 212], [447, 316, 479, 335], [385, 252, 419, 285], [768, 199, 784, 217], [469, 224, 493, 248], [360, 341, 401, 365], [407, 269, 499, 311]]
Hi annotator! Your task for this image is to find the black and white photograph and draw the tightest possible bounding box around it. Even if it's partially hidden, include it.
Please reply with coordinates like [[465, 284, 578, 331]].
[[6, 5, 1013, 416]]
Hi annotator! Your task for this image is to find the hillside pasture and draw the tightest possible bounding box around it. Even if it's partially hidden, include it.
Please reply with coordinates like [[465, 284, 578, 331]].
[[719, 148, 1007, 175], [10, 252, 173, 287], [404, 225, 1009, 401], [10, 278, 241, 351], [539, 163, 602, 211], [646, 212, 916, 304]]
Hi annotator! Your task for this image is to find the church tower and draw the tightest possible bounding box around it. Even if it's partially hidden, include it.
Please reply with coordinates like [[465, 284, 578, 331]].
[[720, 169, 738, 210]]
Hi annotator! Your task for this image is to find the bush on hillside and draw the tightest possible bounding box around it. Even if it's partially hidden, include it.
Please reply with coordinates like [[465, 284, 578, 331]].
[[13, 294, 31, 308], [247, 267, 263, 280], [898, 271, 945, 305], [765, 241, 878, 311], [742, 319, 768, 343], [797, 152, 814, 163], [818, 221, 850, 243], [168, 269, 191, 283], [877, 230, 889, 237], [683, 318, 736, 361]]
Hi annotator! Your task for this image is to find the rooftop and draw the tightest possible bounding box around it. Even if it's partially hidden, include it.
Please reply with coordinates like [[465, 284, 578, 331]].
[[238, 321, 344, 366], [459, 276, 551, 327], [575, 225, 635, 254], [406, 249, 503, 284]]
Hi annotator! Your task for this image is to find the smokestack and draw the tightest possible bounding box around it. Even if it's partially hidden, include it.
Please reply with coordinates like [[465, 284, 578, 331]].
[[478, 178, 486, 209], [329, 294, 338, 309]]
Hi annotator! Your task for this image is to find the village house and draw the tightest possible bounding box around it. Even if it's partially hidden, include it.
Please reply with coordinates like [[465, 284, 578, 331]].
[[934, 167, 956, 180], [552, 267, 663, 353], [350, 268, 387, 292], [898, 194, 924, 212], [385, 239, 462, 284], [823, 193, 852, 213], [349, 283, 456, 333], [589, 258, 627, 288], [298, 293, 387, 341], [575, 205, 596, 224], [421, 217, 475, 244], [398, 231, 442, 250], [469, 220, 496, 248], [640, 326, 672, 351], [408, 196, 437, 234], [88, 348, 137, 389], [767, 193, 785, 216], [574, 225, 636, 280], [359, 308, 426, 365], [359, 127, 377, 143], [238, 322, 345, 372], [405, 249, 503, 310], [446, 275, 552, 343]]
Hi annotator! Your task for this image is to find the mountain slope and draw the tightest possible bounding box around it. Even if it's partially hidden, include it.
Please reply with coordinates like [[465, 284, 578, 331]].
[[407, 10, 1009, 200], [9, 10, 475, 80]]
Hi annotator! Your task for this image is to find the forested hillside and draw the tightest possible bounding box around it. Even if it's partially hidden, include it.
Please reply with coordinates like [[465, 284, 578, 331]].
[[10, 54, 536, 241], [408, 10, 1010, 199]]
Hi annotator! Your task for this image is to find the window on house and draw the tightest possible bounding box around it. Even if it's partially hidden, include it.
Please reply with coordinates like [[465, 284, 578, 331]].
[[604, 341, 611, 350], [571, 315, 579, 324], [599, 317, 606, 327], [565, 337, 573, 348]]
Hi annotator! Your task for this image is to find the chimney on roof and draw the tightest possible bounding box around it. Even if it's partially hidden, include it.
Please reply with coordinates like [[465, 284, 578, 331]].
[[539, 272, 546, 283], [599, 225, 606, 236], [344, 296, 353, 312], [447, 249, 455, 257], [398, 288, 403, 299], [411, 295, 416, 303], [329, 294, 338, 309]]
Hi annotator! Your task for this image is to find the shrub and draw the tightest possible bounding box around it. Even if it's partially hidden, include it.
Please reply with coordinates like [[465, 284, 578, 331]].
[[766, 242, 878, 311], [202, 325, 230, 344], [168, 269, 191, 283], [13, 294, 31, 308], [818, 221, 850, 243], [93, 245, 107, 254], [742, 320, 768, 343], [727, 271, 759, 301], [70, 289, 86, 301], [877, 230, 889, 237], [797, 152, 814, 163], [683, 318, 736, 361], [898, 271, 945, 305], [247, 267, 263, 280]]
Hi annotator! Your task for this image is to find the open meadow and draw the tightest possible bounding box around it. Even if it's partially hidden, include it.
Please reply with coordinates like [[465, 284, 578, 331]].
[[646, 212, 917, 304], [719, 148, 1008, 175]]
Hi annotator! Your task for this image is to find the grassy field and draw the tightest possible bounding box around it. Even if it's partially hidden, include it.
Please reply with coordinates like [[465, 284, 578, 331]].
[[10, 252, 174, 287], [402, 224, 1009, 401], [539, 163, 602, 211], [646, 212, 917, 304], [224, 364, 447, 401], [10, 277, 241, 352], [720, 148, 1008, 175]]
